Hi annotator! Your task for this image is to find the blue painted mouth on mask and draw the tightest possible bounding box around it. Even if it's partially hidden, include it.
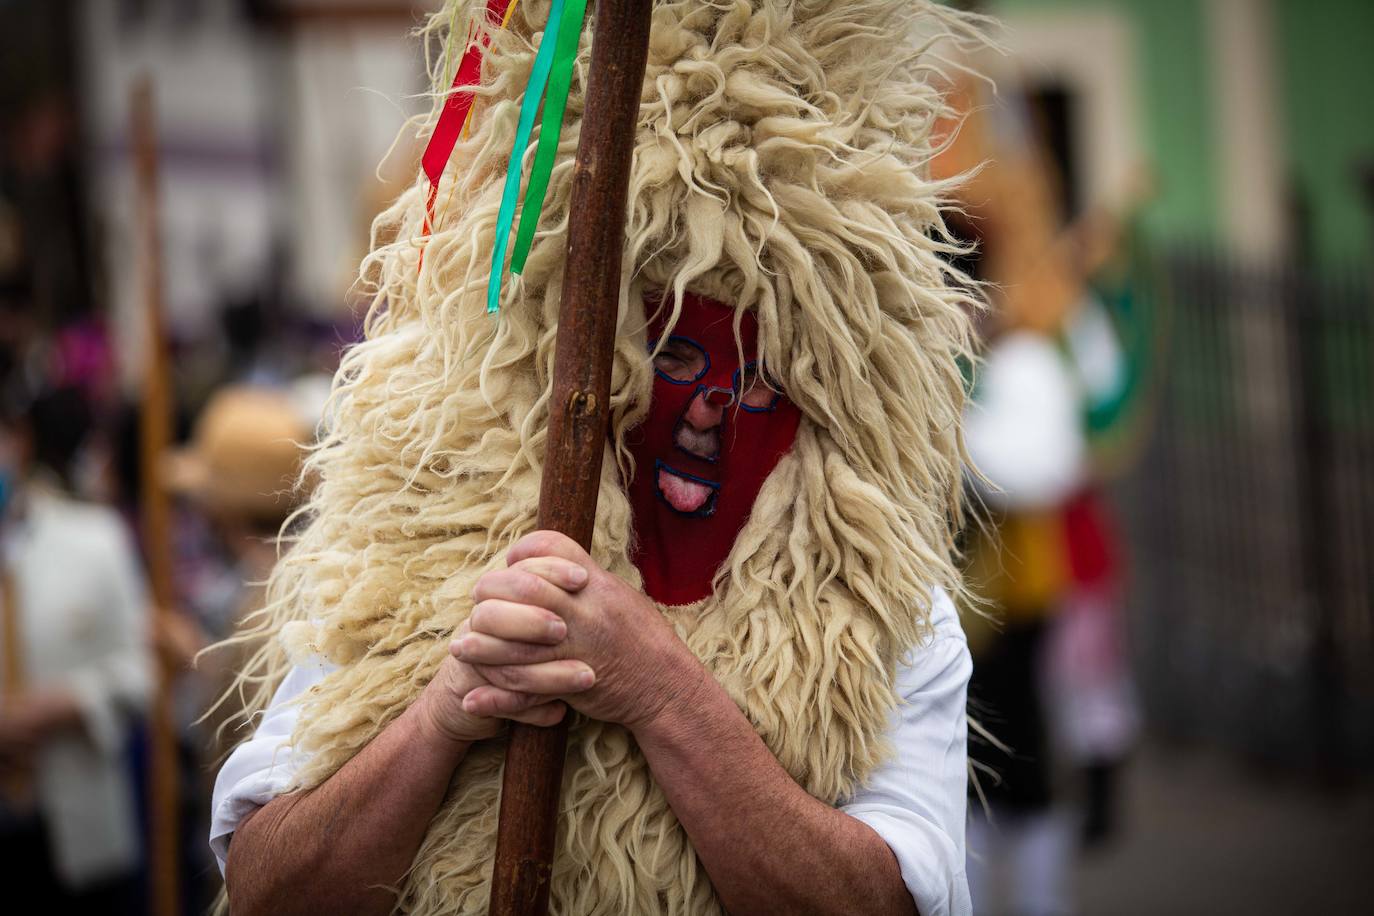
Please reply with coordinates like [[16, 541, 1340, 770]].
[[654, 458, 719, 518]]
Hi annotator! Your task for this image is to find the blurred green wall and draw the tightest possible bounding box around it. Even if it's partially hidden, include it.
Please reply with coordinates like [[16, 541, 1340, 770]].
[[1275, 0, 1374, 262], [989, 0, 1374, 262], [990, 0, 1218, 243]]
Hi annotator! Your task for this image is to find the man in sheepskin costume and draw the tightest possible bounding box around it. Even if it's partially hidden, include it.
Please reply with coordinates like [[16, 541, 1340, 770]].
[[209, 1, 981, 913]]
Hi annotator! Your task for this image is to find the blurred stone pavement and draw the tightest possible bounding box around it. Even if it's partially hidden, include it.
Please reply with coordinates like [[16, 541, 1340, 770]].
[[1075, 742, 1374, 915]]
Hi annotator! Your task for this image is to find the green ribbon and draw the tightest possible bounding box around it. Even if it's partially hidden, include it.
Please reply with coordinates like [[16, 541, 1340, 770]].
[[509, 0, 589, 278], [488, 0, 568, 314]]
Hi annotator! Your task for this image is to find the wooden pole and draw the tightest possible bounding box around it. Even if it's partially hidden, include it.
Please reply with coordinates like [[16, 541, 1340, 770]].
[[0, 569, 34, 806], [487, 1, 653, 913], [132, 76, 181, 916]]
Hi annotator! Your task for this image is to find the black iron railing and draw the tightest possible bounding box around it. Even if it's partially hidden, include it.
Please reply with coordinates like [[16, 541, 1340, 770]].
[[1115, 246, 1374, 771]]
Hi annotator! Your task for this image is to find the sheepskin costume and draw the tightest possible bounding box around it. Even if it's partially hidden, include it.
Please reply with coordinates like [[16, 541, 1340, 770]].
[[231, 0, 981, 912]]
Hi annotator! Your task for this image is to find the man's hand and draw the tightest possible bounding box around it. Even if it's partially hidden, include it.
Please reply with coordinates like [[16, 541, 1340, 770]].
[[151, 608, 208, 672], [455, 530, 703, 732], [0, 690, 81, 755], [0, 704, 42, 760], [415, 634, 580, 745]]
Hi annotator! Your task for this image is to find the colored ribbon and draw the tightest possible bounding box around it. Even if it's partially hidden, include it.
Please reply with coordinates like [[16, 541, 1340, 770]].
[[487, 0, 571, 314], [508, 0, 589, 278], [420, 0, 518, 238]]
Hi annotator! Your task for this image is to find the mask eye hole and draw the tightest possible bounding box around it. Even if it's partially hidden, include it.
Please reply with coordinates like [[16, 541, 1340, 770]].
[[736, 363, 781, 411], [650, 336, 709, 384]]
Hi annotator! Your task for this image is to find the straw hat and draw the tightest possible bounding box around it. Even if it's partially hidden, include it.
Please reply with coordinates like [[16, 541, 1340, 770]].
[[166, 385, 316, 522]]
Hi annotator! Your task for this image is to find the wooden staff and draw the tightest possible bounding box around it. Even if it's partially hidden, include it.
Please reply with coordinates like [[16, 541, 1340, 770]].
[[132, 76, 181, 916], [0, 568, 33, 806], [487, 0, 654, 913]]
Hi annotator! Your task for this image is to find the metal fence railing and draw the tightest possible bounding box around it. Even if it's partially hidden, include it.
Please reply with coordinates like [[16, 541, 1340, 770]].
[[1116, 247, 1374, 771]]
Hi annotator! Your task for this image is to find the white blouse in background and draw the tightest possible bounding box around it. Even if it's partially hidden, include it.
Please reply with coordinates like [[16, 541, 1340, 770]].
[[2, 489, 152, 887]]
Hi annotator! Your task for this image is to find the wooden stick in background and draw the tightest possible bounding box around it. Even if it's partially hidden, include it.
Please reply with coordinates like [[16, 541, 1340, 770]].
[[132, 75, 181, 916], [487, 1, 654, 913], [0, 568, 34, 806]]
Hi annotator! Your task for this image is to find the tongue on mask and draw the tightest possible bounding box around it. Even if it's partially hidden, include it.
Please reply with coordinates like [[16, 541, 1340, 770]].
[[658, 468, 713, 513]]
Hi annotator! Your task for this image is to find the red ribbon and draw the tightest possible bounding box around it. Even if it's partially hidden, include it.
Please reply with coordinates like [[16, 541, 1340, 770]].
[[421, 0, 516, 238]]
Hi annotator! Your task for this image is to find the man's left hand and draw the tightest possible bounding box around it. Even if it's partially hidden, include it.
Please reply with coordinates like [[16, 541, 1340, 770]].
[[456, 531, 704, 732]]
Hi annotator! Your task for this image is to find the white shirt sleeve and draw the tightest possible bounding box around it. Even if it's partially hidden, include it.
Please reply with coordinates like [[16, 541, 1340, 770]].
[[840, 589, 973, 916], [208, 659, 331, 874]]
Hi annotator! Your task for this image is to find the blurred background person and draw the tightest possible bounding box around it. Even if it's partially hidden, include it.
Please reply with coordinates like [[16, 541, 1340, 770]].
[[935, 45, 1150, 914], [1045, 241, 1148, 856], [155, 381, 322, 912], [162, 382, 323, 756], [960, 317, 1088, 916], [0, 385, 152, 914]]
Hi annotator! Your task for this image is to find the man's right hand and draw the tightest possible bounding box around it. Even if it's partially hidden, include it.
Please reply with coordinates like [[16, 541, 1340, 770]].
[[414, 619, 582, 745]]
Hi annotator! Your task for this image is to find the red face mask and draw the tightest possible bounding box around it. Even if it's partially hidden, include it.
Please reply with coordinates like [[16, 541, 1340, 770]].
[[626, 292, 802, 606]]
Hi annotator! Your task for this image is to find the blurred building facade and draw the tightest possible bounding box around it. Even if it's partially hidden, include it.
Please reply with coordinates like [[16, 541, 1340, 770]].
[[990, 0, 1374, 264], [76, 0, 429, 394]]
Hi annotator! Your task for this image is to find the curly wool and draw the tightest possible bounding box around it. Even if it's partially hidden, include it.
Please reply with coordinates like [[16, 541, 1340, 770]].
[[224, 1, 982, 912]]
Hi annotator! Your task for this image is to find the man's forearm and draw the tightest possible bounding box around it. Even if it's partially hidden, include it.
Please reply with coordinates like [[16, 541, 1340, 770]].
[[226, 693, 470, 916], [633, 669, 916, 916]]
